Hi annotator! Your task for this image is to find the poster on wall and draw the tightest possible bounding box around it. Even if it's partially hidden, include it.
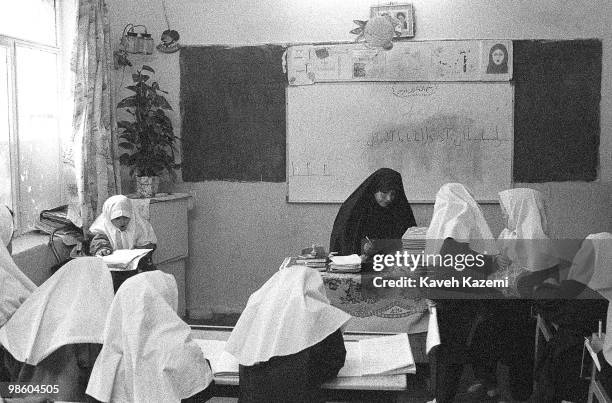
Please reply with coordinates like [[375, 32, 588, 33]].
[[430, 41, 481, 80], [286, 40, 513, 84], [480, 40, 513, 81]]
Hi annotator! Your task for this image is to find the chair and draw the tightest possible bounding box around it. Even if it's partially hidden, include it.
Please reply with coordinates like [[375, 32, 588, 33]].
[[586, 336, 612, 403]]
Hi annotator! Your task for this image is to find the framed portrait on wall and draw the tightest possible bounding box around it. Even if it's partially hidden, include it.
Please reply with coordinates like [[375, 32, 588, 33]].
[[370, 3, 415, 38]]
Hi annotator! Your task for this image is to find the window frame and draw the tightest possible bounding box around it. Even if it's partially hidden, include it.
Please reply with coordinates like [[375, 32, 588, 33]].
[[0, 1, 64, 234]]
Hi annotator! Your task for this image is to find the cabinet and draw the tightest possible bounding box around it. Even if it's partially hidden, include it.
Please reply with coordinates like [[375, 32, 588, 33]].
[[146, 193, 192, 317]]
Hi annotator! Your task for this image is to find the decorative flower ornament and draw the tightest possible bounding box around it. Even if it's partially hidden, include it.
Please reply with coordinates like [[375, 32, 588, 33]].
[[350, 15, 397, 50]]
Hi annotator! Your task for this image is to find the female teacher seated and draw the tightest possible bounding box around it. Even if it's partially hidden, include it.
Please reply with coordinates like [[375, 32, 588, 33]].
[[329, 168, 416, 265]]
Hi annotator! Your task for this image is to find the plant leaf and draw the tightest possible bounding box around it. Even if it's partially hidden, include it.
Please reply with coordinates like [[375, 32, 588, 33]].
[[157, 96, 172, 110], [141, 65, 155, 73], [117, 96, 137, 108]]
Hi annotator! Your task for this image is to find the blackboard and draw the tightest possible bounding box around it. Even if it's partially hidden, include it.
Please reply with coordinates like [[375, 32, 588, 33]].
[[180, 45, 287, 182], [513, 39, 601, 182]]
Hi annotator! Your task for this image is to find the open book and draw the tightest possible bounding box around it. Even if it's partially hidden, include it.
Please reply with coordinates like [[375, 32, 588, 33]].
[[194, 333, 415, 379], [194, 339, 239, 377], [99, 248, 153, 271], [338, 334, 415, 377]]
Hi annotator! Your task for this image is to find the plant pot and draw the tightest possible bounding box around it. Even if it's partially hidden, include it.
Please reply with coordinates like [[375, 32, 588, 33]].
[[136, 176, 160, 198]]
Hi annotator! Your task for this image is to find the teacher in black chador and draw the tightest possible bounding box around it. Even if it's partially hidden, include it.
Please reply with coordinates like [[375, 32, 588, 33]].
[[329, 168, 416, 265]]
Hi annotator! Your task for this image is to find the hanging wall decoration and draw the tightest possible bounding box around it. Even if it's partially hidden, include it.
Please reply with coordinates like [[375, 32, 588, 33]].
[[350, 15, 396, 50], [156, 0, 181, 53], [370, 3, 415, 38]]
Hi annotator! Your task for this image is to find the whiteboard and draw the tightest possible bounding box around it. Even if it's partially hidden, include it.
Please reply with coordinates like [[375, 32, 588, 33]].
[[287, 82, 513, 202]]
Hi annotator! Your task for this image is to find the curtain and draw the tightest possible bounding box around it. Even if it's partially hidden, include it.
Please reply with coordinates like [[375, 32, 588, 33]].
[[64, 0, 120, 230]]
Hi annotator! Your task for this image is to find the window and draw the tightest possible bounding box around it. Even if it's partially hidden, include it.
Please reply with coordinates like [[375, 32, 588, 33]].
[[0, 0, 64, 233]]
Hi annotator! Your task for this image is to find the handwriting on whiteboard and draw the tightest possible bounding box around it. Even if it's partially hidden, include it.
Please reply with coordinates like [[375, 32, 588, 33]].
[[290, 161, 333, 177], [365, 125, 509, 148], [392, 85, 437, 97]]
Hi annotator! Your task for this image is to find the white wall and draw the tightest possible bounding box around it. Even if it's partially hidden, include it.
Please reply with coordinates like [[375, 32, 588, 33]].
[[106, 0, 612, 317]]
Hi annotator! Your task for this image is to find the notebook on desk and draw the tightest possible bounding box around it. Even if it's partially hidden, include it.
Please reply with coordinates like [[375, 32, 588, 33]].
[[194, 339, 239, 377], [338, 333, 415, 377], [194, 333, 415, 378], [98, 248, 153, 271]]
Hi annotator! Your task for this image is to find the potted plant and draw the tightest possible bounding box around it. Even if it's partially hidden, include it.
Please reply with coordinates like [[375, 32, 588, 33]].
[[117, 65, 180, 197]]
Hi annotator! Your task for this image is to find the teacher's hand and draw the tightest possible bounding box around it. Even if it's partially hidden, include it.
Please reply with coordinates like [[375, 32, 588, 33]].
[[363, 239, 374, 255]]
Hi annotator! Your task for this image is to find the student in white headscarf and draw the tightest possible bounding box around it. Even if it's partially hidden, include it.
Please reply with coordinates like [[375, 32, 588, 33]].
[[0, 257, 114, 401], [530, 233, 611, 403], [0, 204, 36, 384], [86, 271, 213, 403], [225, 265, 352, 403], [89, 194, 157, 257], [471, 189, 562, 400], [0, 205, 36, 329], [497, 188, 562, 296], [596, 235, 612, 398], [424, 183, 508, 403]]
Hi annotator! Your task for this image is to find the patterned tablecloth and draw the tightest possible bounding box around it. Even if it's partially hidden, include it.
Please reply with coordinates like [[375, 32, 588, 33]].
[[280, 258, 430, 334]]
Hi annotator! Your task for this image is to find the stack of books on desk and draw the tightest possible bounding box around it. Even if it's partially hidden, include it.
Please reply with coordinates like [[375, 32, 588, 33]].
[[401, 226, 427, 252], [295, 257, 328, 271], [328, 254, 361, 273]]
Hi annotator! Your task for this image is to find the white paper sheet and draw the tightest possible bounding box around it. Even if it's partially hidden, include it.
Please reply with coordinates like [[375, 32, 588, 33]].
[[99, 248, 153, 271], [194, 339, 239, 376]]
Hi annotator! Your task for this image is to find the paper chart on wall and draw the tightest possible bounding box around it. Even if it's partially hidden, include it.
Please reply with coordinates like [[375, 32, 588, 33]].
[[286, 40, 512, 84]]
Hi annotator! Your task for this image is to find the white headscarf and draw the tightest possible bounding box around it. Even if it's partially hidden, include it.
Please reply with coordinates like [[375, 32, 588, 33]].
[[0, 205, 14, 247], [425, 183, 498, 255], [498, 188, 561, 271], [0, 257, 113, 364], [564, 233, 612, 366], [0, 205, 36, 327], [225, 266, 352, 366], [86, 271, 212, 403], [89, 195, 157, 250], [566, 233, 612, 299]]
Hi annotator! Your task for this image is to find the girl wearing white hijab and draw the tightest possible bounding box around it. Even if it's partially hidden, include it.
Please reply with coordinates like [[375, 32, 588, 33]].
[[496, 188, 561, 296], [225, 266, 352, 403], [424, 183, 507, 403], [0, 257, 114, 401], [530, 233, 611, 402], [89, 195, 157, 256], [0, 205, 36, 328], [86, 271, 213, 403], [471, 189, 562, 401], [591, 234, 612, 398]]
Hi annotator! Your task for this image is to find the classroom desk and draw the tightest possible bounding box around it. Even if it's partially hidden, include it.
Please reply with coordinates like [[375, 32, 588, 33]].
[[191, 325, 432, 402], [280, 257, 431, 335]]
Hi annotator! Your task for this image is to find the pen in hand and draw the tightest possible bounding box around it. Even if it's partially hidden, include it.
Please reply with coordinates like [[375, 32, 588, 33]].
[[363, 236, 374, 255]]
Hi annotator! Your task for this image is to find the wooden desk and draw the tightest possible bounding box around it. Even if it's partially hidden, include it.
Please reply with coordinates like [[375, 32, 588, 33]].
[[190, 326, 431, 402], [279, 257, 431, 335]]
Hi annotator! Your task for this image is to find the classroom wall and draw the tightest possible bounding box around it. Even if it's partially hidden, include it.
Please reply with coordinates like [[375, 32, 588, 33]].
[[106, 0, 612, 316]]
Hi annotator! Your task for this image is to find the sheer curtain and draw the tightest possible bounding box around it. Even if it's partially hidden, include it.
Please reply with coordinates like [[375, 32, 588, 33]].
[[64, 0, 121, 230]]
